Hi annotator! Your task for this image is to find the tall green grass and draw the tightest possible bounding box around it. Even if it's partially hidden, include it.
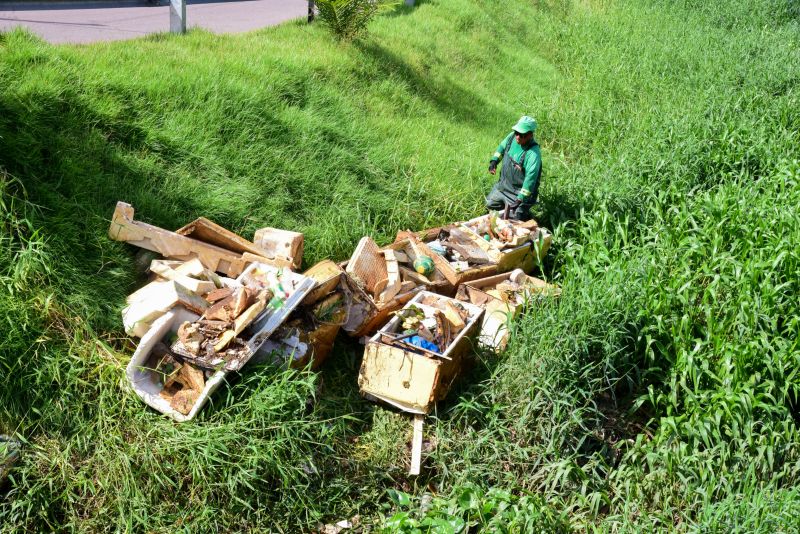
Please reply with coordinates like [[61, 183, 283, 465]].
[[1, 0, 799, 530]]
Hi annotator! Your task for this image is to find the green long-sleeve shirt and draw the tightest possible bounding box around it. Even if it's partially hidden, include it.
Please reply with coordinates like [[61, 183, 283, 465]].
[[492, 132, 542, 200]]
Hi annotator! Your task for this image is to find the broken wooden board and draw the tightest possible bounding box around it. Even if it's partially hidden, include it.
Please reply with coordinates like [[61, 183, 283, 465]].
[[253, 227, 304, 270], [176, 217, 268, 258], [302, 260, 344, 306], [123, 280, 209, 338], [149, 259, 215, 295], [358, 291, 483, 414], [376, 249, 402, 304], [346, 236, 387, 295], [213, 295, 267, 352], [109, 202, 249, 277]]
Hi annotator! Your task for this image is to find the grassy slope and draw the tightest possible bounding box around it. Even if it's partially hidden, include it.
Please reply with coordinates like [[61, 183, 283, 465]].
[[1, 0, 799, 531]]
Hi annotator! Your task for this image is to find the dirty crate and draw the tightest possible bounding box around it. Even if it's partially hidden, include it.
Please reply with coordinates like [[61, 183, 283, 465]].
[[358, 291, 484, 414], [459, 214, 552, 272], [397, 218, 552, 287], [383, 238, 455, 296], [126, 263, 315, 421], [456, 269, 561, 350], [340, 236, 427, 339]]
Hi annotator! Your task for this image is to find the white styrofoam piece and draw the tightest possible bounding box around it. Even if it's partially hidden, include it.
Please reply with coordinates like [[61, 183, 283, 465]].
[[125, 308, 229, 422], [252, 332, 308, 366], [126, 263, 313, 421]]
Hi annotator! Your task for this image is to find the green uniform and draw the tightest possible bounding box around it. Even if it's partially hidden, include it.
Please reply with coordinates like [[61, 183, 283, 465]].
[[485, 132, 542, 220]]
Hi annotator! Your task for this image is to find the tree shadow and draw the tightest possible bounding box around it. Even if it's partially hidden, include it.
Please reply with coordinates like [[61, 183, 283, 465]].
[[382, 0, 434, 18], [355, 41, 503, 129]]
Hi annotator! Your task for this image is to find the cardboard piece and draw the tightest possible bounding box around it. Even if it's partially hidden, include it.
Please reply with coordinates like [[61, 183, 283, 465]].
[[358, 291, 483, 414], [109, 202, 250, 277]]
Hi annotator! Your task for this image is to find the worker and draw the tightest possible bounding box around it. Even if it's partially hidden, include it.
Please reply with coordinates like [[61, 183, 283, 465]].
[[485, 115, 542, 221]]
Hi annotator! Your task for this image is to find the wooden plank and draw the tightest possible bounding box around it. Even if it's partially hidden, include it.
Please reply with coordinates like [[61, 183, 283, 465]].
[[149, 259, 215, 295], [108, 202, 248, 277], [213, 296, 267, 352], [399, 265, 431, 285], [377, 249, 401, 303], [410, 415, 424, 476], [302, 260, 344, 305], [176, 217, 268, 257], [346, 236, 387, 295]]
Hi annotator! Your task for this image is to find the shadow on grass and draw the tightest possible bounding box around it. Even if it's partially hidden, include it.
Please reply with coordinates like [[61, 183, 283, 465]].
[[355, 41, 503, 129], [383, 0, 433, 18]]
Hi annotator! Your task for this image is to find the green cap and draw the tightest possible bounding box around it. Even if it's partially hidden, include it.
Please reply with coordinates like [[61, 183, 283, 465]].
[[512, 115, 538, 134]]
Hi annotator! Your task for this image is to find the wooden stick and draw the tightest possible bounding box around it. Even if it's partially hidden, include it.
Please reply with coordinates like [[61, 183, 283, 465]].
[[410, 414, 424, 475]]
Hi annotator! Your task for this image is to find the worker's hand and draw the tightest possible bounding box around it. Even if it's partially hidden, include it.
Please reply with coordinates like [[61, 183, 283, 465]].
[[508, 198, 522, 210], [488, 159, 498, 175]]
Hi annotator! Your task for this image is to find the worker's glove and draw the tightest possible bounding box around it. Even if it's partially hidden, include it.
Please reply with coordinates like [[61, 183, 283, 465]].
[[508, 198, 522, 210], [488, 159, 498, 175]]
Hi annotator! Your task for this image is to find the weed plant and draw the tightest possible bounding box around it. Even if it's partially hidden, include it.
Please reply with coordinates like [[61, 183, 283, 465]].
[[0, 0, 799, 531]]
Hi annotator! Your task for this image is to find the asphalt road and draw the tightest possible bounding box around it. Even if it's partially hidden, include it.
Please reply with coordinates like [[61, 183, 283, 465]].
[[0, 0, 308, 44]]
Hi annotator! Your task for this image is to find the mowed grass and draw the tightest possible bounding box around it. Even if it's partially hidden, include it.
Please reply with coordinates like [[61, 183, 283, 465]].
[[1, 0, 799, 531]]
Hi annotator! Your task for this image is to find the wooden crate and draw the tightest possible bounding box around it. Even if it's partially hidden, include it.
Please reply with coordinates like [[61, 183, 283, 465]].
[[456, 215, 552, 275], [455, 270, 560, 350], [340, 236, 430, 338], [338, 271, 423, 338], [358, 291, 484, 414], [396, 226, 499, 287], [383, 239, 455, 297]]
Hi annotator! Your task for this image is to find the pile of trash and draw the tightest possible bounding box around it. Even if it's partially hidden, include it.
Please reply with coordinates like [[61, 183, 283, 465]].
[[110, 201, 557, 422]]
